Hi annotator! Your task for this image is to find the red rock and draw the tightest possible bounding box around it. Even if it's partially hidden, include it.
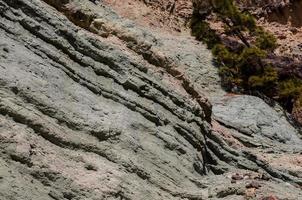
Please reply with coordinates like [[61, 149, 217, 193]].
[[292, 101, 302, 126], [261, 195, 279, 200], [246, 181, 261, 189], [278, 34, 287, 39], [232, 173, 244, 180], [245, 188, 256, 198]]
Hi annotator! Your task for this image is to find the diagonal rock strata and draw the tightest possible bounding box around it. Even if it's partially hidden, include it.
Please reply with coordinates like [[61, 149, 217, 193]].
[[0, 0, 301, 199]]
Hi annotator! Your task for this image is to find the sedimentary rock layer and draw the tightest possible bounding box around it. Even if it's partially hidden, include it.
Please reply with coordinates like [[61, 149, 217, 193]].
[[0, 0, 301, 199]]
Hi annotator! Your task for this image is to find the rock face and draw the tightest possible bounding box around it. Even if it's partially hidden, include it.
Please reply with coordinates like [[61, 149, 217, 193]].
[[293, 101, 302, 125], [102, 0, 193, 33], [213, 95, 301, 145], [0, 0, 301, 200], [239, 0, 302, 27], [192, 0, 302, 127]]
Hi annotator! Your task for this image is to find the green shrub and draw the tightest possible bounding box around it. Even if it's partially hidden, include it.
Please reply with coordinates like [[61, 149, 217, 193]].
[[212, 44, 238, 65], [211, 0, 256, 32], [279, 78, 302, 99], [190, 0, 302, 119], [248, 66, 278, 88], [255, 28, 278, 50], [191, 15, 220, 48], [238, 47, 266, 67]]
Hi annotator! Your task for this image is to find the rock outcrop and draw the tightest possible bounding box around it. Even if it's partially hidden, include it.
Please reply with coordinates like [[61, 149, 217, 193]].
[[0, 0, 301, 199], [102, 0, 193, 33], [237, 0, 302, 27], [192, 0, 302, 127]]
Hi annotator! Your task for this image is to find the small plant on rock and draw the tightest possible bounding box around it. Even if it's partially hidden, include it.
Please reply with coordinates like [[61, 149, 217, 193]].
[[190, 0, 302, 117]]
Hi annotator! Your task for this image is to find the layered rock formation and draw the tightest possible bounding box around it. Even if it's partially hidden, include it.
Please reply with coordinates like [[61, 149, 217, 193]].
[[0, 0, 301, 199]]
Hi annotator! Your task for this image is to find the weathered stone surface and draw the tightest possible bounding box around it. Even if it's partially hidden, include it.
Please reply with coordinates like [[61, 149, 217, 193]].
[[0, 0, 212, 199], [213, 95, 301, 145], [103, 0, 193, 33], [0, 0, 301, 199]]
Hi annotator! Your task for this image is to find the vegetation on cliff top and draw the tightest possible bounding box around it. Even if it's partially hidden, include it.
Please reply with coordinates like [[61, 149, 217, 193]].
[[191, 0, 302, 116]]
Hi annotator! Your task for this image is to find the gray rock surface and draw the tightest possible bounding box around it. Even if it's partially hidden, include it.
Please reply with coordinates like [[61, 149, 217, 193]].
[[0, 0, 301, 199], [213, 95, 302, 145]]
